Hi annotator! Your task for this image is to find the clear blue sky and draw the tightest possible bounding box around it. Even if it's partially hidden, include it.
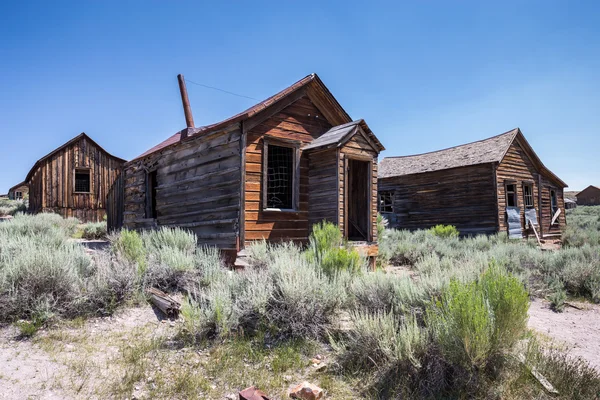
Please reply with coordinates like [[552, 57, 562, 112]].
[[1, 1, 598, 192]]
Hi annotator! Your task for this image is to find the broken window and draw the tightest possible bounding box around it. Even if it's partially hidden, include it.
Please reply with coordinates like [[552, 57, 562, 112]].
[[523, 184, 534, 208], [146, 170, 158, 219], [75, 169, 90, 193], [266, 144, 294, 209], [506, 183, 517, 207], [378, 191, 393, 213]]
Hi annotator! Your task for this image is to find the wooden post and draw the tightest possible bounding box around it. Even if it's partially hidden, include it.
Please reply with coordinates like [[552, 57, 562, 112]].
[[177, 74, 195, 128]]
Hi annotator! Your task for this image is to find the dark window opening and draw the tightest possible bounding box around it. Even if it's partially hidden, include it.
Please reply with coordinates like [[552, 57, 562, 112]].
[[378, 191, 393, 213], [266, 145, 294, 209], [75, 170, 90, 193], [506, 183, 517, 207], [523, 184, 534, 208], [14, 191, 22, 200], [146, 170, 158, 219]]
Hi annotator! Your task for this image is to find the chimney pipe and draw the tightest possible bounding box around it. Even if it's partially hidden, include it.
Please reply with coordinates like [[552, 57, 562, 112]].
[[177, 74, 195, 129]]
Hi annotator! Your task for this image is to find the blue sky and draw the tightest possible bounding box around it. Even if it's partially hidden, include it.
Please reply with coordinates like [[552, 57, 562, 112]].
[[1, 1, 598, 192]]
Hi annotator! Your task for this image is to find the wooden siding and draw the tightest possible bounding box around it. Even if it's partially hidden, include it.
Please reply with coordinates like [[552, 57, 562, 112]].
[[8, 185, 28, 200], [244, 96, 332, 246], [379, 164, 498, 235], [122, 125, 242, 250], [340, 133, 379, 242], [577, 186, 600, 206], [308, 148, 338, 228], [496, 138, 565, 236], [27, 136, 123, 222]]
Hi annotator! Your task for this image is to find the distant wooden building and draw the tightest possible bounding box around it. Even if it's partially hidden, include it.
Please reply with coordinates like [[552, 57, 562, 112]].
[[8, 181, 28, 200], [110, 74, 384, 263], [378, 128, 567, 238], [25, 133, 126, 222], [576, 185, 600, 206], [564, 198, 577, 209]]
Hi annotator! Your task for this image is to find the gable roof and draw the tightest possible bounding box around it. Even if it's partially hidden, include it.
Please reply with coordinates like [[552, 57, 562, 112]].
[[379, 128, 567, 187], [134, 73, 356, 160], [302, 119, 384, 152], [576, 185, 600, 196], [379, 128, 519, 178], [8, 181, 27, 193], [25, 132, 126, 182]]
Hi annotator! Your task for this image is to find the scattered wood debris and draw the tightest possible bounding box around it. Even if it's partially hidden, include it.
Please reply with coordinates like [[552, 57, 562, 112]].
[[146, 288, 181, 318], [517, 353, 559, 395]]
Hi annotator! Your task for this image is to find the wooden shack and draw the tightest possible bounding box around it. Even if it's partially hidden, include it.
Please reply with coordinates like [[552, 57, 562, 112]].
[[110, 73, 384, 263], [25, 133, 126, 222], [8, 181, 28, 200], [378, 128, 567, 238], [576, 185, 600, 206]]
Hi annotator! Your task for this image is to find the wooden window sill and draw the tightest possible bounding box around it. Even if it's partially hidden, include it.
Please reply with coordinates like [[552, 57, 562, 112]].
[[262, 208, 298, 213]]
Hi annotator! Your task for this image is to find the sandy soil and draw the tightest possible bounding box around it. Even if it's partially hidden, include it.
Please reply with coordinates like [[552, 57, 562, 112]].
[[0, 307, 173, 400], [528, 298, 600, 370]]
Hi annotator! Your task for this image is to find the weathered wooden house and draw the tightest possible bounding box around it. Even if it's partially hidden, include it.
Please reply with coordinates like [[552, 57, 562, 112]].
[[111, 73, 384, 263], [8, 181, 28, 200], [378, 128, 567, 238], [576, 185, 600, 206], [25, 133, 126, 222]]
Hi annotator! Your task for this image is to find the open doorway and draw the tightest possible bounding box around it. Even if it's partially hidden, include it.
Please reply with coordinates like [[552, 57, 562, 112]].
[[347, 158, 370, 241]]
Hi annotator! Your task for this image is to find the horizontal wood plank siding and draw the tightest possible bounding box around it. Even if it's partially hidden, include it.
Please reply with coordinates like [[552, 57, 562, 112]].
[[379, 164, 498, 235], [244, 96, 332, 246], [123, 126, 242, 250], [496, 138, 565, 236]]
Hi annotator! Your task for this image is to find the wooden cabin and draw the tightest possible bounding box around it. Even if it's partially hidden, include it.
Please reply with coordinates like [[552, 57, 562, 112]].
[[576, 185, 600, 206], [110, 73, 384, 264], [25, 133, 126, 222], [378, 128, 567, 238], [8, 181, 28, 200]]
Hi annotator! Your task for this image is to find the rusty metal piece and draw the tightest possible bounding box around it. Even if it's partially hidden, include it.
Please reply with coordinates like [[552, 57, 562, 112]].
[[239, 386, 270, 400]]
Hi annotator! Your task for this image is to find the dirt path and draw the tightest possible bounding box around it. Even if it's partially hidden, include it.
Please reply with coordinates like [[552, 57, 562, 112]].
[[528, 298, 600, 370]]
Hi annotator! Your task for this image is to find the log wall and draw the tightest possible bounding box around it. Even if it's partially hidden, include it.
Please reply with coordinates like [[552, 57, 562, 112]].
[[122, 125, 242, 250], [379, 164, 498, 235], [27, 136, 124, 222]]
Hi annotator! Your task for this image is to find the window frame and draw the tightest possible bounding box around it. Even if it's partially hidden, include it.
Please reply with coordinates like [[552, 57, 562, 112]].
[[522, 183, 534, 208], [14, 191, 22, 200], [378, 190, 394, 213], [550, 188, 559, 224], [505, 181, 518, 208], [262, 138, 300, 212], [73, 168, 91, 194]]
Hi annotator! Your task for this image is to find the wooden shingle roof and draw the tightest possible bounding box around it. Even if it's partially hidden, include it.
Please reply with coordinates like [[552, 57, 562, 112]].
[[379, 128, 519, 178], [302, 119, 384, 152]]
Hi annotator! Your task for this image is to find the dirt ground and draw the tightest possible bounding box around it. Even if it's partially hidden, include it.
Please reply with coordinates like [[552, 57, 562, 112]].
[[528, 298, 600, 370], [1, 299, 600, 399]]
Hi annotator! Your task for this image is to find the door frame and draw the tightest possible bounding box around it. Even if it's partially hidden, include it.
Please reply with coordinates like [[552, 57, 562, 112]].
[[343, 154, 373, 242]]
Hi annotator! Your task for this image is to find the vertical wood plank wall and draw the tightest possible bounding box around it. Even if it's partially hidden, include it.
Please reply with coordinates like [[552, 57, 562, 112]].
[[122, 126, 242, 250], [496, 139, 565, 235], [244, 96, 332, 246], [379, 164, 498, 235], [27, 136, 124, 222], [308, 148, 339, 228]]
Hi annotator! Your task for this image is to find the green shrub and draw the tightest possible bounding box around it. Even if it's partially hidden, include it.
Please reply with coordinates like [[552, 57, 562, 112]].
[[428, 224, 460, 238], [306, 220, 343, 265], [427, 265, 529, 370], [110, 229, 146, 275], [0, 198, 27, 216], [331, 311, 427, 372], [549, 289, 567, 312], [306, 221, 364, 277], [81, 221, 107, 239]]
